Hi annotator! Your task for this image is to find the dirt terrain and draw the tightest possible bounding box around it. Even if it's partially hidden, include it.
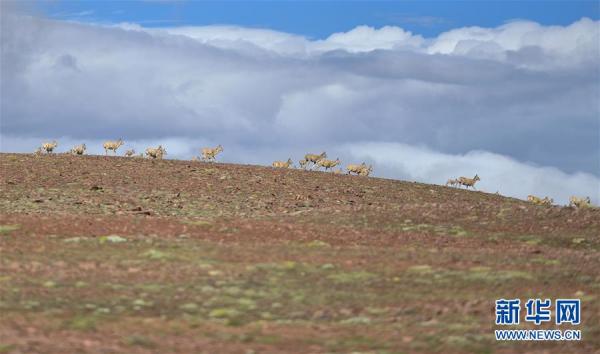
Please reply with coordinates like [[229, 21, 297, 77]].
[[0, 153, 599, 353]]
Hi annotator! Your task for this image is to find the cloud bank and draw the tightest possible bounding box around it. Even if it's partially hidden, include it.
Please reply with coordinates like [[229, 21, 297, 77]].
[[1, 8, 598, 204]]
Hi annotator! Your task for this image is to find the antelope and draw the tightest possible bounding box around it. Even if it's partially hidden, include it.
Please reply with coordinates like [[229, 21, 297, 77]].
[[316, 157, 341, 171], [124, 149, 135, 157], [446, 179, 459, 187], [103, 139, 124, 155], [70, 143, 86, 155], [201, 145, 223, 162], [304, 152, 327, 169], [528, 195, 553, 206], [42, 141, 58, 153], [358, 165, 373, 177], [145, 145, 167, 159], [540, 197, 554, 206], [273, 158, 293, 168], [569, 196, 591, 208], [347, 163, 367, 175], [457, 174, 480, 189]]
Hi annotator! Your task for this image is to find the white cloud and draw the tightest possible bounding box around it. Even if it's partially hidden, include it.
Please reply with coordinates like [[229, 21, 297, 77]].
[[143, 19, 600, 67], [1, 11, 598, 205], [312, 25, 425, 53], [426, 18, 600, 68], [155, 25, 311, 56]]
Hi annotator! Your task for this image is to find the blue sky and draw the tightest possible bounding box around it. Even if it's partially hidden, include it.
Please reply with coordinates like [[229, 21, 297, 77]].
[[34, 1, 600, 38]]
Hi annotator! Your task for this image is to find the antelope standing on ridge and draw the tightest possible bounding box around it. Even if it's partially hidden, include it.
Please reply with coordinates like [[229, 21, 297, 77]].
[[346, 163, 367, 175], [316, 158, 341, 171], [358, 165, 373, 177], [42, 141, 58, 154], [457, 174, 480, 189], [446, 179, 459, 187], [304, 152, 327, 170], [273, 158, 293, 168], [145, 145, 167, 159], [569, 196, 591, 208], [528, 195, 554, 206], [201, 145, 223, 162], [70, 143, 86, 155], [103, 139, 124, 155]]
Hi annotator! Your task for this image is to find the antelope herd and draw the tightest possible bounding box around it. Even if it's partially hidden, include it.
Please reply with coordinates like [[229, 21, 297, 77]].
[[32, 139, 593, 208]]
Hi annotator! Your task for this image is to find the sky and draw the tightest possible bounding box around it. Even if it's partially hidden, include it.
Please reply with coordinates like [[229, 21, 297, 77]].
[[1, 1, 599, 205], [29, 1, 600, 38]]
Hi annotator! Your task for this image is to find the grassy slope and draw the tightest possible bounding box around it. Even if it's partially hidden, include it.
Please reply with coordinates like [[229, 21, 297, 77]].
[[0, 153, 599, 353]]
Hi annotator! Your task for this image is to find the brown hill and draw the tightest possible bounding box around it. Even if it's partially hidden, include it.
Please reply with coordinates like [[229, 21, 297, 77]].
[[1, 153, 599, 353]]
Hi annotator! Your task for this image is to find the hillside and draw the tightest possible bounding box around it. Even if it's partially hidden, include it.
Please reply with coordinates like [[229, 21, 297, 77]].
[[1, 153, 599, 353]]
